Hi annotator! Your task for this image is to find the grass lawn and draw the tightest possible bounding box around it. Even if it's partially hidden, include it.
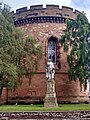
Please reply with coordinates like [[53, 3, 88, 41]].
[[0, 104, 90, 111]]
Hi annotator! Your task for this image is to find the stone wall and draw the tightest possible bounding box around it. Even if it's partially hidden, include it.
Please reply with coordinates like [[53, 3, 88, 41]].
[[0, 5, 88, 104], [7, 22, 88, 103], [0, 111, 90, 119], [11, 5, 81, 22]]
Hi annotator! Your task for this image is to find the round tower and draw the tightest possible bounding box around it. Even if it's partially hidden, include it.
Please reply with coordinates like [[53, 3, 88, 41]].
[[8, 5, 89, 103]]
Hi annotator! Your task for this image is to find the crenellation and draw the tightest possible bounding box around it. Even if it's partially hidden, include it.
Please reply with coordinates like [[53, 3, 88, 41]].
[[62, 6, 73, 10], [30, 5, 43, 10], [12, 4, 81, 23], [61, 6, 76, 20], [74, 9, 81, 15], [46, 5, 59, 9], [16, 7, 27, 14], [3, 4, 87, 105]]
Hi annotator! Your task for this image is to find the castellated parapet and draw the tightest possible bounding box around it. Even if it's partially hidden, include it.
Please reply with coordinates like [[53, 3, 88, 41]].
[[0, 5, 87, 104], [11, 5, 81, 26]]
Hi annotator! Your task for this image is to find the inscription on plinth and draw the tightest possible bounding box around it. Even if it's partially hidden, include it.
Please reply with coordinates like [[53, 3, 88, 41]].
[[44, 79, 58, 107]]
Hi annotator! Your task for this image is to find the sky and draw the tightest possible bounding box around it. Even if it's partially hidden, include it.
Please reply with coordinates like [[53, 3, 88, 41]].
[[1, 0, 90, 22]]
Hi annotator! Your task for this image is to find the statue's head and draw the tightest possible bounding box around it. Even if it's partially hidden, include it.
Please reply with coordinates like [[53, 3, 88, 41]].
[[48, 59, 51, 62]]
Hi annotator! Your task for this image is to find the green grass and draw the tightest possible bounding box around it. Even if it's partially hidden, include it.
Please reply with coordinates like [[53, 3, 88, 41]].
[[0, 104, 90, 111]]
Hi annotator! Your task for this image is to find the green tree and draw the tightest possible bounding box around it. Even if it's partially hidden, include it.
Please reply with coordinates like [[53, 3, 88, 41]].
[[20, 36, 43, 85], [0, 7, 42, 99], [61, 12, 89, 89], [0, 9, 20, 95]]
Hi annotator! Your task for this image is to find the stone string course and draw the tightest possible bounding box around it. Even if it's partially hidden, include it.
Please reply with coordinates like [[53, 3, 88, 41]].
[[0, 111, 90, 119]]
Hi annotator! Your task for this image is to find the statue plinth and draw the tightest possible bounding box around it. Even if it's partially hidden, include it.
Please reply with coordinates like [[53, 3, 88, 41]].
[[44, 79, 58, 108]]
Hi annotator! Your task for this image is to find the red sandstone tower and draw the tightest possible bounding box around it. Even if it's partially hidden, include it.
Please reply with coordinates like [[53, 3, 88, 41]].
[[0, 5, 89, 104]]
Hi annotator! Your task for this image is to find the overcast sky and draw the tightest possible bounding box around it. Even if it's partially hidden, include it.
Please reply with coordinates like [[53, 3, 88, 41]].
[[2, 0, 90, 22]]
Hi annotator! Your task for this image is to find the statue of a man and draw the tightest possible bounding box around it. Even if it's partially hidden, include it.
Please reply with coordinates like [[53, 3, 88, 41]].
[[46, 59, 55, 80]]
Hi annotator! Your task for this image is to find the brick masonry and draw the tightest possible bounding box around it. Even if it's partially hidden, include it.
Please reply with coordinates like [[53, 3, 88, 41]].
[[0, 5, 88, 104]]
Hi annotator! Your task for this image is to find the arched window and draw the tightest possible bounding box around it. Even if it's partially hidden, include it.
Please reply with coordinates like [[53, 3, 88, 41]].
[[48, 39, 56, 64]]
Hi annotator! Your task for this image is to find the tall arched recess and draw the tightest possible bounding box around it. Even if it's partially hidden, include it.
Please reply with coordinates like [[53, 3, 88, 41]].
[[48, 36, 61, 69]]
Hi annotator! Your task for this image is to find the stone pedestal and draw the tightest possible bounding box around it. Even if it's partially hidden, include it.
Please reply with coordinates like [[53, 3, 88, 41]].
[[44, 79, 58, 107]]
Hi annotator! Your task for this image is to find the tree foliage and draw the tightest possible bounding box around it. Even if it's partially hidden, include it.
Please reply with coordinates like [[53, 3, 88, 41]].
[[21, 36, 42, 85], [0, 8, 42, 95], [61, 12, 89, 88]]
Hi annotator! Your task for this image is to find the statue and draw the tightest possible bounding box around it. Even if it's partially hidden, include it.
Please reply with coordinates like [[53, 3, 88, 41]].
[[45, 59, 58, 107], [46, 59, 55, 80]]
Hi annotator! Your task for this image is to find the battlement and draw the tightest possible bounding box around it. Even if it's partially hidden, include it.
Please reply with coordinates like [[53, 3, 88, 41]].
[[16, 7, 27, 14], [30, 5, 43, 10], [46, 5, 59, 9], [12, 5, 81, 26]]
